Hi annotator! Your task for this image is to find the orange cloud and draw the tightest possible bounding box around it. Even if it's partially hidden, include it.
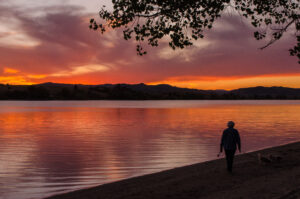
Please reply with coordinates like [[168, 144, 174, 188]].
[[0, 76, 34, 85], [4, 67, 19, 74]]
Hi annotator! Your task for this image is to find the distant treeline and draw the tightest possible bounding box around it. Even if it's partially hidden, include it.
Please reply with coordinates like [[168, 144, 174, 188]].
[[0, 83, 300, 100]]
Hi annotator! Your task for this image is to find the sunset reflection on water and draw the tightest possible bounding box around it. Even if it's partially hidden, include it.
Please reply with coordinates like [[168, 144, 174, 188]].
[[0, 100, 300, 199]]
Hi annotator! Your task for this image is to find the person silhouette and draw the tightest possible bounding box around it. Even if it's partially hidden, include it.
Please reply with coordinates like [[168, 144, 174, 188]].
[[219, 121, 241, 173]]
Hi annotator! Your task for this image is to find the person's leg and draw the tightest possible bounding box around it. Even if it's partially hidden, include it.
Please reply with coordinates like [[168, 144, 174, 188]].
[[225, 150, 235, 172], [225, 150, 231, 172], [228, 150, 236, 172]]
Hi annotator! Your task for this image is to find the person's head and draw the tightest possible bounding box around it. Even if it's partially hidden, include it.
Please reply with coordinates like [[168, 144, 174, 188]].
[[227, 121, 235, 128]]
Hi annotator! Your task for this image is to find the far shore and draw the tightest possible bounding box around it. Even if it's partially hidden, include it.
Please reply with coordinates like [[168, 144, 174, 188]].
[[45, 141, 300, 199]]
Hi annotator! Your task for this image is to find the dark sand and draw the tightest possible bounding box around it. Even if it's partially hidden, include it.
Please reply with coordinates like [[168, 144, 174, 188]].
[[46, 142, 300, 199]]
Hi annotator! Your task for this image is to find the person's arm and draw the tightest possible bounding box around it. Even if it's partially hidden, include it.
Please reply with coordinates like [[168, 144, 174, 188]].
[[220, 131, 225, 153], [236, 130, 241, 152]]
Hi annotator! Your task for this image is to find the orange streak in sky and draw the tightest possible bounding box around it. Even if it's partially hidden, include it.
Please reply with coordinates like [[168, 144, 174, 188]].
[[148, 74, 300, 90], [1, 71, 300, 90]]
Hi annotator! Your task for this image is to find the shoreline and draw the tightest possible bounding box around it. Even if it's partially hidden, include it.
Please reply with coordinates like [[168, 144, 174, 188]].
[[45, 141, 300, 199]]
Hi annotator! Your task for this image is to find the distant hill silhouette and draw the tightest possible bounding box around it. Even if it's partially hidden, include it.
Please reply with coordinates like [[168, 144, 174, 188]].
[[0, 83, 299, 100]]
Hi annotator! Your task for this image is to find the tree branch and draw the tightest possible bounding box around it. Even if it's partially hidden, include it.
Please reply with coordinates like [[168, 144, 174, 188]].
[[135, 12, 161, 18], [260, 19, 295, 50]]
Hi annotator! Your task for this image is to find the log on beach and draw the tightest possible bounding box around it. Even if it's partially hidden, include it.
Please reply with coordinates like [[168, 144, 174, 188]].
[[45, 142, 300, 199]]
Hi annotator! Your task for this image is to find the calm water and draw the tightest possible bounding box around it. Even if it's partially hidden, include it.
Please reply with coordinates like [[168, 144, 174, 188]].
[[1, 100, 300, 199]]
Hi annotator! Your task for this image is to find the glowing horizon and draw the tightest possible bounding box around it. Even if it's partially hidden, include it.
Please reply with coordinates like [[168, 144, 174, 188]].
[[2, 74, 300, 91]]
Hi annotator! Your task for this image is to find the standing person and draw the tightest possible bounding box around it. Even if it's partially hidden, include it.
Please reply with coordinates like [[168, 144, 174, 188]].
[[219, 121, 241, 173]]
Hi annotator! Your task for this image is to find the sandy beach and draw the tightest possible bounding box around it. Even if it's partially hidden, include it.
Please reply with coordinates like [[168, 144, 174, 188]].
[[45, 142, 300, 199]]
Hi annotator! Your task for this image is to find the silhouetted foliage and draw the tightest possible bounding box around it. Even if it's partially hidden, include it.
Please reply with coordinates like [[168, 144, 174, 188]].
[[74, 85, 79, 91], [0, 83, 299, 100], [90, 0, 300, 62], [60, 87, 72, 100], [6, 84, 11, 90], [27, 86, 50, 100]]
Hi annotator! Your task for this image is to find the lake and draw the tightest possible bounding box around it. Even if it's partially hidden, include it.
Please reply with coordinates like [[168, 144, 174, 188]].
[[1, 100, 300, 199]]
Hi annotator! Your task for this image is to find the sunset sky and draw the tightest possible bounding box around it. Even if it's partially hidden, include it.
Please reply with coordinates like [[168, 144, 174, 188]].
[[0, 0, 299, 90]]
